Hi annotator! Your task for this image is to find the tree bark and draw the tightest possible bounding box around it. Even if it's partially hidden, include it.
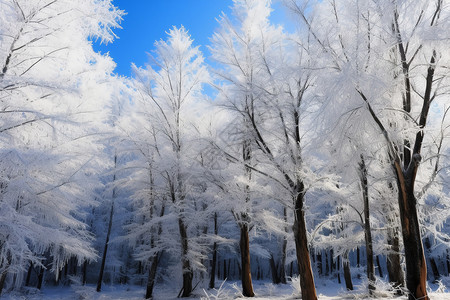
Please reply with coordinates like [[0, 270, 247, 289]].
[[293, 188, 317, 300], [209, 213, 218, 289], [145, 253, 160, 299], [386, 203, 405, 292], [342, 251, 353, 291], [269, 254, 280, 284], [178, 217, 193, 297], [25, 262, 33, 287], [97, 154, 117, 292], [240, 224, 254, 297], [316, 251, 322, 276], [394, 159, 428, 300], [359, 155, 375, 293], [96, 197, 114, 292], [82, 261, 87, 286], [37, 266, 45, 290], [376, 256, 383, 278], [0, 269, 7, 295], [424, 238, 440, 283], [279, 207, 288, 284]]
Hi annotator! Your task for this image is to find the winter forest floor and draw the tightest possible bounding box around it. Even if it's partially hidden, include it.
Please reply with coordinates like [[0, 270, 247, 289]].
[[2, 278, 450, 300]]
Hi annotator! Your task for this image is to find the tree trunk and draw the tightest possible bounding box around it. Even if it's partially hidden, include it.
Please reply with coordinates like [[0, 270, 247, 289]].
[[343, 253, 353, 291], [0, 270, 7, 295], [386, 206, 405, 291], [82, 261, 87, 286], [424, 238, 440, 283], [292, 188, 317, 300], [280, 207, 288, 284], [394, 160, 428, 300], [145, 253, 160, 299], [96, 197, 114, 292], [447, 250, 450, 276], [25, 262, 33, 287], [376, 256, 383, 278], [269, 254, 280, 284], [316, 251, 322, 276], [337, 255, 341, 284], [97, 154, 117, 292], [178, 217, 193, 297], [223, 260, 227, 280], [209, 213, 218, 289], [240, 224, 254, 297], [37, 266, 45, 290], [360, 155, 375, 293]]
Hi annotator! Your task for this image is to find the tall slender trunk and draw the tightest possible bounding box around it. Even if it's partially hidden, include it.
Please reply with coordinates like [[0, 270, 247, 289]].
[[97, 154, 117, 292], [240, 224, 254, 297], [82, 261, 87, 285], [424, 238, 440, 283], [25, 262, 33, 286], [145, 253, 160, 299], [316, 251, 322, 276], [342, 251, 353, 291], [146, 204, 165, 299], [337, 255, 341, 284], [359, 155, 375, 293], [96, 193, 115, 292], [178, 217, 193, 297], [292, 187, 317, 300], [269, 254, 280, 284], [0, 269, 8, 295], [279, 207, 288, 284], [209, 213, 218, 289], [37, 266, 45, 290], [385, 201, 405, 291], [376, 256, 383, 278]]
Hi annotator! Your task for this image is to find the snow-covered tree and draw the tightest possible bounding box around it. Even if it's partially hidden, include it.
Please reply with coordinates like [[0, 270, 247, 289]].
[[128, 26, 210, 297], [283, 0, 450, 298], [0, 0, 122, 293], [210, 0, 326, 298]]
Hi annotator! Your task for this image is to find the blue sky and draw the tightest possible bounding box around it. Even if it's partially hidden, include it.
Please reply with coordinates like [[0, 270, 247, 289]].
[[94, 0, 290, 77]]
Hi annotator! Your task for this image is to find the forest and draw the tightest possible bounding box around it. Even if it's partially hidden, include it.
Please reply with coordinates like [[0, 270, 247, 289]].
[[0, 0, 449, 299]]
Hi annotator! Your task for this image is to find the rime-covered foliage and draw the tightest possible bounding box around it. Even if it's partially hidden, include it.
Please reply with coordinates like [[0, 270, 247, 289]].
[[0, 0, 122, 292]]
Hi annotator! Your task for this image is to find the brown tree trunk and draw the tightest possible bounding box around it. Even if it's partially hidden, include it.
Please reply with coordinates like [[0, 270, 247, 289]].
[[240, 224, 254, 297], [292, 188, 317, 300], [394, 160, 428, 300]]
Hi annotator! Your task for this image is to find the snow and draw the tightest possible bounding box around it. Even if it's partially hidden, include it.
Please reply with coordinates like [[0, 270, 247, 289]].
[[2, 279, 449, 300]]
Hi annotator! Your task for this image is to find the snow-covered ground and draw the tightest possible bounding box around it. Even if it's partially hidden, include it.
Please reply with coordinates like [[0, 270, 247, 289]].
[[2, 278, 449, 300]]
